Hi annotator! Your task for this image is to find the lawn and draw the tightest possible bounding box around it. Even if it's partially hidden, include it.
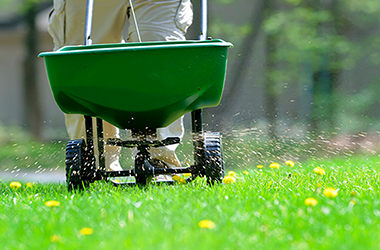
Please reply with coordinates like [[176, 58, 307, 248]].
[[1, 154, 380, 249]]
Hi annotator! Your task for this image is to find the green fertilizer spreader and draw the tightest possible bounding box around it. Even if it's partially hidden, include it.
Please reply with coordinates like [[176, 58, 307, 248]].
[[39, 39, 232, 130], [39, 0, 233, 191]]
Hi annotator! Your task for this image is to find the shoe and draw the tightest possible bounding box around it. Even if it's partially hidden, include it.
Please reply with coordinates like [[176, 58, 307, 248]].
[[108, 159, 123, 171]]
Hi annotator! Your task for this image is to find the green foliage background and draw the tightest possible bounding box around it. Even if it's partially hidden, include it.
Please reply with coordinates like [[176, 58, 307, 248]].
[[208, 0, 380, 135], [2, 0, 380, 136]]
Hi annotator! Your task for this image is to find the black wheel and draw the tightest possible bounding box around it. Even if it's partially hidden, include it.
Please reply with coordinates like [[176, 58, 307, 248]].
[[65, 139, 96, 191], [204, 132, 224, 184], [134, 149, 154, 186]]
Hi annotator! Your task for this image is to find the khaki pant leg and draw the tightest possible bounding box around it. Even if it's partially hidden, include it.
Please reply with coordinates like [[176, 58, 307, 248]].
[[49, 0, 128, 171], [49, 0, 193, 169], [128, 0, 193, 167]]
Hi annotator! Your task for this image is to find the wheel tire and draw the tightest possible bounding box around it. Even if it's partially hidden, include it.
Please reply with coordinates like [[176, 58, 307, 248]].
[[65, 139, 95, 191], [135, 158, 154, 186], [204, 132, 224, 184]]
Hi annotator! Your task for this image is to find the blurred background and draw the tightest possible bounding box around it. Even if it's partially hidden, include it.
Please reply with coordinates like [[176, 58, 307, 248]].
[[1, 0, 380, 181]]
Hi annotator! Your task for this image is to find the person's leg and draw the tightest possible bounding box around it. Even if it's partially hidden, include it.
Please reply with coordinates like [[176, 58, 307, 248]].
[[128, 0, 193, 167], [48, 0, 128, 171], [128, 0, 193, 42]]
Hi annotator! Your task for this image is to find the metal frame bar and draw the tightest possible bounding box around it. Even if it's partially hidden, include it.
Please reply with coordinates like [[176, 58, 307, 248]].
[[110, 179, 181, 187], [199, 0, 207, 41], [192, 0, 207, 169], [84, 0, 94, 45], [128, 0, 142, 42], [96, 118, 106, 171], [103, 166, 195, 178], [191, 110, 203, 170], [107, 137, 180, 148], [84, 116, 94, 156]]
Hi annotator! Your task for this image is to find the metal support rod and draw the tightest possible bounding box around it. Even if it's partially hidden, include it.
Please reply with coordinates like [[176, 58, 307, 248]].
[[107, 137, 180, 148], [191, 109, 203, 134], [102, 166, 194, 178], [111, 180, 177, 187], [84, 0, 94, 45], [154, 167, 194, 175], [199, 0, 207, 40], [103, 170, 134, 177], [96, 118, 106, 171], [128, 0, 142, 42], [84, 116, 94, 155], [191, 109, 203, 168]]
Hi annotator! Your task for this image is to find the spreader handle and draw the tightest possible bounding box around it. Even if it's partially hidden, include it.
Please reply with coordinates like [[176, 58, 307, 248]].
[[199, 0, 207, 41], [84, 0, 94, 45]]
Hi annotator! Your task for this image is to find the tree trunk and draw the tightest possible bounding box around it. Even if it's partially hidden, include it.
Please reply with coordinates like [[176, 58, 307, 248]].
[[207, 0, 267, 130], [221, 0, 265, 105], [264, 32, 278, 140], [23, 2, 42, 140], [310, 70, 337, 135], [309, 1, 341, 136]]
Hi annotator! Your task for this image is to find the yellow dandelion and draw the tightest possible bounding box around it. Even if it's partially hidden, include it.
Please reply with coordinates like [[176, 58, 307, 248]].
[[222, 175, 236, 184], [349, 200, 356, 206], [285, 160, 295, 167], [26, 182, 34, 188], [183, 173, 192, 178], [242, 170, 249, 175], [313, 167, 326, 175], [44, 200, 60, 207], [269, 163, 280, 169], [178, 178, 186, 184], [323, 187, 338, 198], [50, 235, 61, 243], [304, 197, 318, 207], [350, 191, 356, 196], [172, 175, 181, 181], [9, 181, 21, 189], [256, 165, 264, 169], [172, 175, 186, 184], [79, 227, 93, 235], [198, 220, 216, 229], [228, 171, 236, 177]]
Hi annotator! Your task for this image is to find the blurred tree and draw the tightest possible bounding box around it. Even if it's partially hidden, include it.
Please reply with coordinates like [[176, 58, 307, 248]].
[[1, 0, 50, 140], [220, 0, 265, 101], [23, 0, 43, 140], [261, 0, 372, 135], [209, 0, 380, 136]]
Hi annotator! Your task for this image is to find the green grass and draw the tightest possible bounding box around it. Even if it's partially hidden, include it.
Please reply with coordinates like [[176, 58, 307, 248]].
[[0, 140, 65, 171], [0, 125, 66, 171], [2, 156, 380, 249]]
